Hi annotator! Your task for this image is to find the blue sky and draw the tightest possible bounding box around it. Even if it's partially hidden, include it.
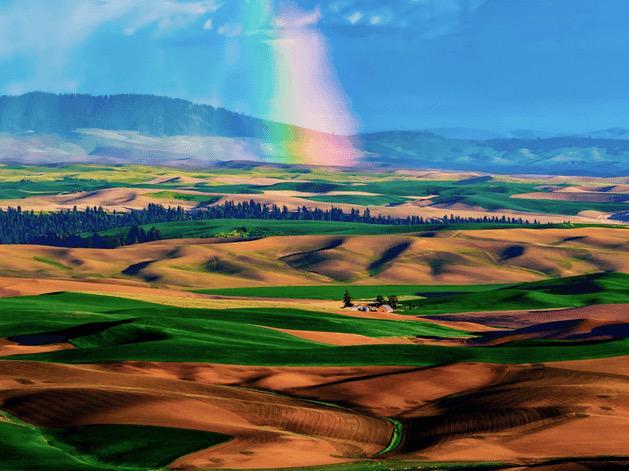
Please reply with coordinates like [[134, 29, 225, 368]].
[[1, 0, 628, 133]]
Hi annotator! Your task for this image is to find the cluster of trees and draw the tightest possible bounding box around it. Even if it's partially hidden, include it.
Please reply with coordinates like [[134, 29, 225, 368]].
[[375, 294, 399, 309], [25, 225, 162, 249], [0, 200, 543, 248], [195, 200, 541, 226], [343, 290, 399, 310], [0, 204, 181, 247], [65, 225, 163, 248]]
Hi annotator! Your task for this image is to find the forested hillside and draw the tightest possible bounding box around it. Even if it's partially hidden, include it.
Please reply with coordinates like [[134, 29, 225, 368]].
[[0, 92, 286, 137]]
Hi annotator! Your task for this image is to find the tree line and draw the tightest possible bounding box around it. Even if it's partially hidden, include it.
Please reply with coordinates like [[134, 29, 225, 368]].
[[0, 200, 544, 248]]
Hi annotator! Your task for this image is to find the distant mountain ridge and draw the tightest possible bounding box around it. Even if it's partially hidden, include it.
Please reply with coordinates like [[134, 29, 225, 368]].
[[360, 130, 629, 176], [0, 91, 289, 137], [579, 127, 629, 140], [0, 92, 628, 176], [426, 126, 629, 141]]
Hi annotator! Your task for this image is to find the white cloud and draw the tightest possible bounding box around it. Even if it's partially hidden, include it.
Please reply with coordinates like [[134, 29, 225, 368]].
[[347, 12, 364, 25], [122, 0, 221, 37], [212, 3, 323, 38], [0, 0, 221, 59], [217, 23, 243, 37], [274, 5, 321, 29], [203, 18, 214, 30], [323, 0, 487, 37], [0, 0, 221, 94]]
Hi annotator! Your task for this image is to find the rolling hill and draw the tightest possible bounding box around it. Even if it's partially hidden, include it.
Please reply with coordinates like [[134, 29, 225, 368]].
[[0, 227, 627, 289]]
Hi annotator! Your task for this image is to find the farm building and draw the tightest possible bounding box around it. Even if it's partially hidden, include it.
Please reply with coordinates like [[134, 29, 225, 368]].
[[349, 304, 395, 313]]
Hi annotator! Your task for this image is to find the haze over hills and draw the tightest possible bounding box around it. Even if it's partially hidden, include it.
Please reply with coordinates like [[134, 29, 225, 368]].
[[425, 127, 629, 141], [1, 92, 628, 176]]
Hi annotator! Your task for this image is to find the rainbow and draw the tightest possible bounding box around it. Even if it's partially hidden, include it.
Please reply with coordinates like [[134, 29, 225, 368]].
[[224, 0, 361, 166]]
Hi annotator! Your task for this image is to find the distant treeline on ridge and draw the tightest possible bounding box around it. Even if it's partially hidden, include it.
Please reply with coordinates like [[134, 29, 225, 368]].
[[0, 92, 287, 137], [0, 200, 543, 248]]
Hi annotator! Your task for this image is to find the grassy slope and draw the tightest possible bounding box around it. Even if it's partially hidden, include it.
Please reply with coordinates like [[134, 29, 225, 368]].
[[305, 194, 413, 206], [401, 272, 629, 315], [197, 283, 515, 299], [0, 292, 465, 341], [94, 219, 440, 239], [147, 191, 220, 204], [192, 183, 264, 194], [196, 273, 629, 305], [18, 335, 629, 366], [45, 425, 230, 469], [3, 290, 628, 366], [0, 421, 229, 471], [0, 178, 125, 199], [0, 292, 468, 366], [0, 422, 100, 471]]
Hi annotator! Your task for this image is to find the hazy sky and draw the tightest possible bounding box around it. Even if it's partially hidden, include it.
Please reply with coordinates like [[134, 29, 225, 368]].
[[1, 0, 628, 133]]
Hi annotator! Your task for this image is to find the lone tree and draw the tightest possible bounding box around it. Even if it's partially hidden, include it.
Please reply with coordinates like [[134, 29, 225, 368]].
[[342, 289, 353, 308], [374, 294, 385, 306], [387, 295, 399, 310]]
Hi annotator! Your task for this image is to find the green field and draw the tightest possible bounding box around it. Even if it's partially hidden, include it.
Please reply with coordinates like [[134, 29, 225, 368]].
[[93, 219, 435, 239], [0, 420, 229, 471], [400, 272, 629, 315], [0, 291, 466, 365], [147, 191, 220, 204], [262, 181, 344, 193], [197, 282, 515, 300], [0, 177, 125, 199], [184, 177, 629, 216], [2, 287, 628, 366], [305, 194, 414, 206], [192, 183, 264, 194], [301, 179, 629, 216], [46, 425, 230, 469], [90, 218, 624, 242], [195, 273, 629, 310], [362, 179, 629, 215], [1, 164, 627, 217]]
